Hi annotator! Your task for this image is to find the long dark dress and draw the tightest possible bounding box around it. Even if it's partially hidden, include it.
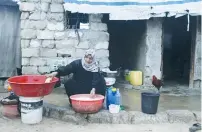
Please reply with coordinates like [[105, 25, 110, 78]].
[[56, 59, 106, 103]]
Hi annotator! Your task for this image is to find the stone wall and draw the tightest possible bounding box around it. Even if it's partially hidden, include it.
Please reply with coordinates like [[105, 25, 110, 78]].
[[190, 17, 201, 89], [19, 0, 161, 87], [193, 17, 201, 88], [19, 0, 175, 88], [144, 18, 163, 86], [20, 0, 109, 74]]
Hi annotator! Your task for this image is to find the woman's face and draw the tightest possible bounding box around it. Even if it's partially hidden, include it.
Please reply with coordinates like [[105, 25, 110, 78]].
[[84, 54, 93, 64]]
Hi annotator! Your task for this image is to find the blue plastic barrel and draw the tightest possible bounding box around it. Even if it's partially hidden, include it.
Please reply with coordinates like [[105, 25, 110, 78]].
[[106, 87, 117, 109]]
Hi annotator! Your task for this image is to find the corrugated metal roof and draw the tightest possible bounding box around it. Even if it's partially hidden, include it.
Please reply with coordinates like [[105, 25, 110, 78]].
[[63, 0, 202, 20], [64, 0, 201, 6]]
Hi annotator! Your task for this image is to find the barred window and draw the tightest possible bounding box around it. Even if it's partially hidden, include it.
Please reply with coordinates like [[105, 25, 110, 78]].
[[65, 11, 89, 29]]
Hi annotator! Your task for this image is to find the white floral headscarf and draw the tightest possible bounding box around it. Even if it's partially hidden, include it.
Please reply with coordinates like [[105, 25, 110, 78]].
[[81, 49, 98, 72]]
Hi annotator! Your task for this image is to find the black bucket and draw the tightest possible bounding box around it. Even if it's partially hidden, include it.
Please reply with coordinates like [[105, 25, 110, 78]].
[[141, 92, 160, 114]]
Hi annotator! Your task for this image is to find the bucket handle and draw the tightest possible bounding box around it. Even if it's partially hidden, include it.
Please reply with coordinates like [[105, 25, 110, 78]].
[[21, 111, 29, 114], [21, 111, 37, 114]]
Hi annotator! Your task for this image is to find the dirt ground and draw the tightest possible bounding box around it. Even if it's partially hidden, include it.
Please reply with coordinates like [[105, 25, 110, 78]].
[[0, 87, 201, 111], [0, 117, 199, 132], [0, 87, 201, 132], [44, 88, 201, 111]]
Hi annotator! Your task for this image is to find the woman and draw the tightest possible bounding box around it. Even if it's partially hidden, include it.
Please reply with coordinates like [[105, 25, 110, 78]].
[[47, 49, 106, 104]]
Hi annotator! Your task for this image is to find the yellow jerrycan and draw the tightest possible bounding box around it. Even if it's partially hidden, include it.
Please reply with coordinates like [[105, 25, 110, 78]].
[[129, 71, 143, 86]]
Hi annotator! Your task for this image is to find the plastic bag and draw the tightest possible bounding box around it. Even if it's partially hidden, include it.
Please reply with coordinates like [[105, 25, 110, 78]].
[[4, 79, 12, 91]]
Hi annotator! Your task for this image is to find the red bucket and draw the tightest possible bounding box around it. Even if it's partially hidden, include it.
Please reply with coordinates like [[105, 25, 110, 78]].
[[7, 75, 59, 97], [2, 105, 19, 118]]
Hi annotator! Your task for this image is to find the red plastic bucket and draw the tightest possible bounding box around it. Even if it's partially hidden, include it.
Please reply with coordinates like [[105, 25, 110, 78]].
[[2, 105, 19, 118]]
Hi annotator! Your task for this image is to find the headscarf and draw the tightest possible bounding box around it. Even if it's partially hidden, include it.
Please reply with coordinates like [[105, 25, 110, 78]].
[[81, 49, 99, 72]]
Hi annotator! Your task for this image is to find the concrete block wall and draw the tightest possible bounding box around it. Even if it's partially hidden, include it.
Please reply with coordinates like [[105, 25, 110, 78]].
[[144, 18, 163, 86], [190, 17, 201, 89], [19, 0, 110, 74]]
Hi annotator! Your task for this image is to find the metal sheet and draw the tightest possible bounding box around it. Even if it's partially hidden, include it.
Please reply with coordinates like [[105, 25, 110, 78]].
[[63, 0, 202, 20], [0, 5, 21, 77]]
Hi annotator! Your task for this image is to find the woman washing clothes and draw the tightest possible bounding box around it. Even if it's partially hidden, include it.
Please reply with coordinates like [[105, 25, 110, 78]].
[[47, 49, 106, 105]]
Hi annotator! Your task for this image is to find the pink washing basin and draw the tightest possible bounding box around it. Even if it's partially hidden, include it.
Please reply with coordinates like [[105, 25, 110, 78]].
[[70, 94, 105, 114]]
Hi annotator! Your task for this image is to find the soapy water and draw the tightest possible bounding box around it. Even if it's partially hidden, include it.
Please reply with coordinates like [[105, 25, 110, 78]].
[[70, 94, 104, 101], [74, 97, 93, 101]]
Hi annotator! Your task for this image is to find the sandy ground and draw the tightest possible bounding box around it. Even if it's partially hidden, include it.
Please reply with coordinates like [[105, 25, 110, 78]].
[[0, 117, 199, 132]]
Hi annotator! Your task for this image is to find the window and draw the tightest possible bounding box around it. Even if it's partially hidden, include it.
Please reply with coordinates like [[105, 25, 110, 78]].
[[65, 11, 89, 29]]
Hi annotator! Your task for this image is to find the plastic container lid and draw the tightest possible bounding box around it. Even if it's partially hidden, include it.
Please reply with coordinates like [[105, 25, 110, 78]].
[[112, 88, 116, 92], [8, 85, 12, 92]]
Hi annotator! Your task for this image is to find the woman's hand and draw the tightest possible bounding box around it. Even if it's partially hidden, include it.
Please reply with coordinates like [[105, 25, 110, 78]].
[[46, 72, 58, 78], [90, 88, 96, 98]]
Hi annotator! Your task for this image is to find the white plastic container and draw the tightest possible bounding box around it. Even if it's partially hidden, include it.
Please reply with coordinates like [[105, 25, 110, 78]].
[[109, 104, 120, 114], [104, 77, 116, 86], [19, 97, 43, 124]]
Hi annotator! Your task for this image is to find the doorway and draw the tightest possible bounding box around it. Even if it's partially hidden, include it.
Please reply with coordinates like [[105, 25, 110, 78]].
[[162, 16, 196, 87], [102, 15, 147, 81], [102, 15, 147, 84]]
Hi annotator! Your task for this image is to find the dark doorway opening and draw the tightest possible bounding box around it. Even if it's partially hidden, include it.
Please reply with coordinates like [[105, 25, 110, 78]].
[[162, 16, 196, 87], [102, 15, 147, 73]]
